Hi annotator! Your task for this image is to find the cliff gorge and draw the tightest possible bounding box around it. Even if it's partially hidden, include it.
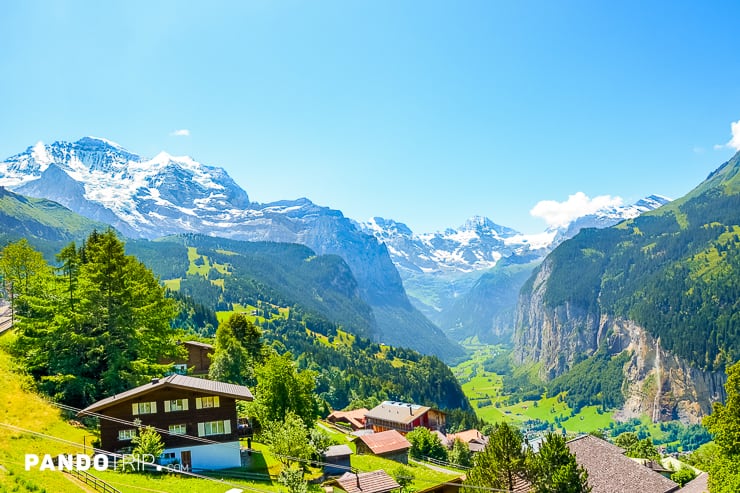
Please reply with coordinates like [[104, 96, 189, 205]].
[[514, 151, 740, 423]]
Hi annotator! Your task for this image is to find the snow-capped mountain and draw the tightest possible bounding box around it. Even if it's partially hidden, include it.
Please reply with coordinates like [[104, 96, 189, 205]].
[[2, 137, 250, 238], [552, 194, 672, 245], [360, 196, 671, 277], [359, 216, 552, 274], [0, 137, 461, 359], [359, 196, 671, 343]]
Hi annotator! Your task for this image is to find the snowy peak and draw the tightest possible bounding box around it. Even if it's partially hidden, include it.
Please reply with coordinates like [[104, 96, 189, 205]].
[[361, 196, 670, 275], [1, 137, 250, 238], [360, 215, 527, 274]]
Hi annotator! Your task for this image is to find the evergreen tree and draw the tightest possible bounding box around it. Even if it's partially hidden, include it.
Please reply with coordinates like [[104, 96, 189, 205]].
[[529, 433, 590, 493], [209, 318, 255, 386], [12, 230, 181, 406], [251, 351, 318, 427], [704, 360, 740, 491], [464, 422, 526, 492]]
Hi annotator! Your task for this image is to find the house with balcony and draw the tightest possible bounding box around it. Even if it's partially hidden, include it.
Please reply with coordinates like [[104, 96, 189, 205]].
[[78, 374, 252, 470], [364, 401, 446, 434]]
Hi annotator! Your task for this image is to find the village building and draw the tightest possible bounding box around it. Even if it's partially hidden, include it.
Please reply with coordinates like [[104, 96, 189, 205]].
[[327, 408, 368, 431], [566, 435, 680, 493], [160, 340, 214, 376], [328, 470, 400, 493], [78, 374, 252, 471], [445, 429, 489, 453], [364, 401, 446, 434], [322, 444, 353, 476], [354, 429, 411, 463]]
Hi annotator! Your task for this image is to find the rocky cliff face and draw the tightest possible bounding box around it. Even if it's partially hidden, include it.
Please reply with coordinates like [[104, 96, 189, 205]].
[[514, 257, 726, 423], [605, 318, 726, 424]]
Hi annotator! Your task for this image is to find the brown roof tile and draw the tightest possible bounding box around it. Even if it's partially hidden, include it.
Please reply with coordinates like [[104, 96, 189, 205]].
[[566, 435, 679, 493], [78, 374, 253, 415], [357, 430, 411, 455], [334, 470, 400, 493]]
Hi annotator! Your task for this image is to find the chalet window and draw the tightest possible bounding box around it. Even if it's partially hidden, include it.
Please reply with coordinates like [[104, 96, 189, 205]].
[[169, 424, 187, 435], [195, 396, 220, 409], [132, 401, 157, 415], [118, 429, 137, 441], [197, 419, 232, 437], [164, 399, 189, 412]]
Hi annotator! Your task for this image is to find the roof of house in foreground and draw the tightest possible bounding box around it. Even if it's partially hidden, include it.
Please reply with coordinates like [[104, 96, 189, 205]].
[[78, 374, 253, 415], [566, 435, 680, 493], [333, 470, 400, 493]]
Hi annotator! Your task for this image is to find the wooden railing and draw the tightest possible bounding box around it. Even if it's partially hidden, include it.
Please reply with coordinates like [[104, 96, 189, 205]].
[[64, 468, 122, 493]]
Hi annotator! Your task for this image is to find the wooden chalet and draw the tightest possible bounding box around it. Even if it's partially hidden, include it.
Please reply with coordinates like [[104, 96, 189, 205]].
[[78, 374, 252, 470], [354, 429, 411, 463], [160, 340, 214, 376], [364, 400, 446, 434]]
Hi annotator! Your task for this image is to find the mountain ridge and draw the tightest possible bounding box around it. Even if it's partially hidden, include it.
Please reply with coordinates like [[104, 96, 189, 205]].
[[513, 151, 740, 422], [0, 137, 461, 359]]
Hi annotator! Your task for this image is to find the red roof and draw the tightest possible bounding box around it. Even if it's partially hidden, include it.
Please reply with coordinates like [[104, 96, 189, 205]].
[[357, 430, 411, 455], [328, 408, 368, 429]]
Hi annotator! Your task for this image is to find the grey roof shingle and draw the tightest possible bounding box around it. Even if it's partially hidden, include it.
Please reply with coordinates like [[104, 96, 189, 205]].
[[78, 374, 253, 415], [566, 435, 680, 493], [364, 401, 432, 425]]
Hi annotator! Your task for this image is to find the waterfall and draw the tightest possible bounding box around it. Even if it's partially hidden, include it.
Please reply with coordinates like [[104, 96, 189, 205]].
[[652, 338, 662, 423]]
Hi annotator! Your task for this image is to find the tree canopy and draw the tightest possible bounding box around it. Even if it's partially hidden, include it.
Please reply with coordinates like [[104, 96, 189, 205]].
[[704, 360, 740, 491], [10, 230, 181, 407]]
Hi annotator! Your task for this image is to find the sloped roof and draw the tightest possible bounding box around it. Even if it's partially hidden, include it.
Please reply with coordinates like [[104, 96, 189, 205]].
[[365, 401, 432, 425], [183, 340, 214, 349], [357, 430, 411, 455], [334, 470, 400, 493], [566, 435, 680, 493], [324, 444, 353, 459], [679, 472, 708, 493], [328, 408, 368, 429], [447, 429, 487, 444], [78, 374, 253, 415]]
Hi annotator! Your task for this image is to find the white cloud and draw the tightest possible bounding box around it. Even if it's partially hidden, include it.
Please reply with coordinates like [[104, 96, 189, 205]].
[[715, 119, 740, 151], [169, 129, 190, 137], [530, 192, 624, 229], [730, 119, 740, 151]]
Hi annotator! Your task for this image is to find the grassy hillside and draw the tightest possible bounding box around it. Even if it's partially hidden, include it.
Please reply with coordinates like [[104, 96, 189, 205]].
[[534, 151, 740, 371], [0, 335, 94, 492], [0, 187, 111, 258], [127, 234, 378, 340]]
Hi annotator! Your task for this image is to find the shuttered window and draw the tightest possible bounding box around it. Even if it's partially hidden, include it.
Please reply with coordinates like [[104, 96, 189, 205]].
[[195, 396, 219, 409]]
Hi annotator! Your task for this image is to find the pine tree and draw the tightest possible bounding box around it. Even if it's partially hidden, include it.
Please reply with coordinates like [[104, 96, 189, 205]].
[[12, 230, 181, 406], [464, 422, 526, 491], [529, 433, 590, 493]]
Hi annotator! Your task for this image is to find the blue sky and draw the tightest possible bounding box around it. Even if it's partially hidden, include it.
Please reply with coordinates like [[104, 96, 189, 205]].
[[1, 1, 739, 234]]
